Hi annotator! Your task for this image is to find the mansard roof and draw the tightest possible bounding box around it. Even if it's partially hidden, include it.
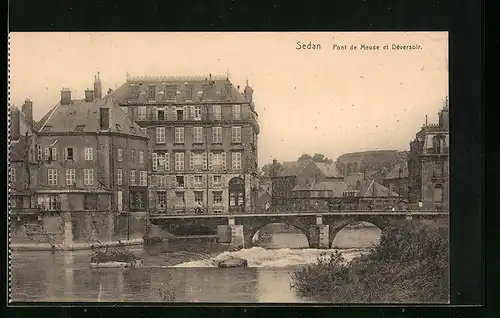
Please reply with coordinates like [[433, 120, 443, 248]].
[[107, 75, 249, 104], [35, 98, 148, 138]]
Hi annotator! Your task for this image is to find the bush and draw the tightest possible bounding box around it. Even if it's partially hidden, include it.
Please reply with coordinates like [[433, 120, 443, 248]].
[[290, 219, 449, 303], [90, 246, 141, 264]]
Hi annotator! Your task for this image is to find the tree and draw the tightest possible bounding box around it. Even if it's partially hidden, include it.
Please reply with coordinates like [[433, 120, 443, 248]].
[[260, 162, 284, 177], [299, 153, 333, 164]]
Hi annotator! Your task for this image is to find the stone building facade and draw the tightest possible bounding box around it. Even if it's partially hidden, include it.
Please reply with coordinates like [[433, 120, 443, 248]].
[[407, 100, 449, 208], [108, 75, 260, 214]]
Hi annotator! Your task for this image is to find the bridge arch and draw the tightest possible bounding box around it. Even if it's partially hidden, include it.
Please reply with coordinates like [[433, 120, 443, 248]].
[[240, 215, 316, 249], [327, 216, 390, 249]]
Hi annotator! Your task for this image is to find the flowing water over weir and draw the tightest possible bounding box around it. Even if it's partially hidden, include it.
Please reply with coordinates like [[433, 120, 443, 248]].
[[10, 226, 381, 303]]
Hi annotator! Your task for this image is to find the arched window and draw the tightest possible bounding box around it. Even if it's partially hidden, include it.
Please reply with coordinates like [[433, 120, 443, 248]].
[[229, 177, 245, 212], [433, 184, 444, 202]]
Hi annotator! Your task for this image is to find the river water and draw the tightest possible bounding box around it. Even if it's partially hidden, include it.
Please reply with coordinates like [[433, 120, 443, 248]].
[[10, 225, 381, 303]]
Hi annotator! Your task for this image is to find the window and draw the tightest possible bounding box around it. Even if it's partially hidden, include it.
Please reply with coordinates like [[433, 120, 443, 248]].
[[209, 152, 226, 171], [117, 148, 123, 161], [64, 147, 74, 161], [157, 192, 167, 209], [232, 105, 241, 120], [84, 194, 98, 210], [175, 127, 185, 143], [37, 144, 43, 161], [84, 169, 94, 186], [130, 127, 136, 134], [131, 150, 136, 163], [433, 184, 444, 202], [117, 169, 123, 185], [100, 108, 110, 130], [194, 191, 204, 204], [166, 86, 177, 100], [116, 124, 122, 132], [51, 148, 58, 160], [212, 127, 222, 143], [140, 171, 148, 186], [38, 195, 61, 211], [175, 192, 185, 206], [232, 126, 242, 143], [11, 197, 16, 208], [137, 106, 147, 120], [194, 106, 202, 120], [232, 152, 242, 170], [65, 169, 75, 186], [194, 175, 203, 187], [75, 125, 85, 132], [130, 170, 136, 185], [164, 153, 170, 171], [44, 148, 50, 160], [84, 148, 93, 161], [117, 191, 123, 211], [10, 167, 15, 183], [148, 85, 156, 100], [157, 108, 165, 121], [184, 85, 193, 100], [157, 175, 167, 188], [190, 152, 204, 170], [176, 108, 184, 120], [139, 151, 144, 164], [213, 175, 222, 187], [47, 169, 58, 185], [156, 127, 166, 144], [193, 127, 203, 143], [213, 105, 221, 120], [176, 176, 185, 187], [213, 191, 223, 205], [175, 153, 185, 171]]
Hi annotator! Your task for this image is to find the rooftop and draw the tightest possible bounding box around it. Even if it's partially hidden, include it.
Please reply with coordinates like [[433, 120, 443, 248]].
[[35, 98, 148, 138], [107, 75, 251, 104]]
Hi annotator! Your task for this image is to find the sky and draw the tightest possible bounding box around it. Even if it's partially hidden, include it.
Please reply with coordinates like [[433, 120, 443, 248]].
[[9, 32, 448, 165]]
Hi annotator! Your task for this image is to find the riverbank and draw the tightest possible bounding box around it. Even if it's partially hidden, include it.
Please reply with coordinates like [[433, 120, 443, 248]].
[[10, 238, 144, 251], [291, 219, 449, 303]]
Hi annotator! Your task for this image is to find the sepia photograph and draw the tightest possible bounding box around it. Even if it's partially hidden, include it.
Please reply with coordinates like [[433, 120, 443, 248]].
[[8, 32, 449, 303]]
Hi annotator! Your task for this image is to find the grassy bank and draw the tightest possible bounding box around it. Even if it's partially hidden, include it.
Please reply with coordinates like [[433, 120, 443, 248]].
[[291, 219, 449, 303]]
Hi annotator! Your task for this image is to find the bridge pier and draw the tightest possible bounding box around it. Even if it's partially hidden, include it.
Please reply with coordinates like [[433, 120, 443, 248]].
[[309, 215, 330, 249], [216, 217, 246, 249]]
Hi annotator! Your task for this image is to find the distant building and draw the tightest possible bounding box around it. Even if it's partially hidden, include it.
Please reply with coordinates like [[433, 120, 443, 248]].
[[383, 162, 409, 198], [107, 74, 260, 214], [9, 102, 38, 213], [33, 79, 149, 214], [271, 158, 343, 206], [408, 99, 449, 208]]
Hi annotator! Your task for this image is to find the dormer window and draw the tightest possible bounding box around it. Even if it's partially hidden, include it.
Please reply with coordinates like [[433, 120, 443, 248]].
[[43, 126, 52, 132], [166, 85, 177, 100], [184, 84, 193, 100], [116, 124, 122, 132], [75, 125, 85, 132], [148, 85, 156, 100], [130, 127, 136, 134]]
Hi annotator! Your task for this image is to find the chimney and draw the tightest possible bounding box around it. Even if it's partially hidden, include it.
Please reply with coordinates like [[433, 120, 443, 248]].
[[272, 158, 278, 177], [22, 99, 33, 128], [10, 107, 21, 141], [94, 72, 102, 99], [61, 88, 71, 105], [85, 89, 94, 102]]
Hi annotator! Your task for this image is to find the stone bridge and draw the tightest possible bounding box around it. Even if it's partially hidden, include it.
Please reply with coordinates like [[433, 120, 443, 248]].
[[149, 210, 449, 249]]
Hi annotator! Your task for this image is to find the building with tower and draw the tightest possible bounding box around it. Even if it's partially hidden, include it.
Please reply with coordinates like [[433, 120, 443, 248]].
[[407, 98, 449, 208], [107, 74, 260, 214]]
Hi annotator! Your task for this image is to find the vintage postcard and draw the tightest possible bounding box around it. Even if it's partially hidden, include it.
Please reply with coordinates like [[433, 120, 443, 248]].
[[8, 32, 449, 303]]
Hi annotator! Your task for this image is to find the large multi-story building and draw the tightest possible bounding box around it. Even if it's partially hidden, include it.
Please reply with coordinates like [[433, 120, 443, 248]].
[[107, 74, 260, 214], [408, 99, 449, 208], [9, 101, 39, 214], [34, 79, 149, 214]]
